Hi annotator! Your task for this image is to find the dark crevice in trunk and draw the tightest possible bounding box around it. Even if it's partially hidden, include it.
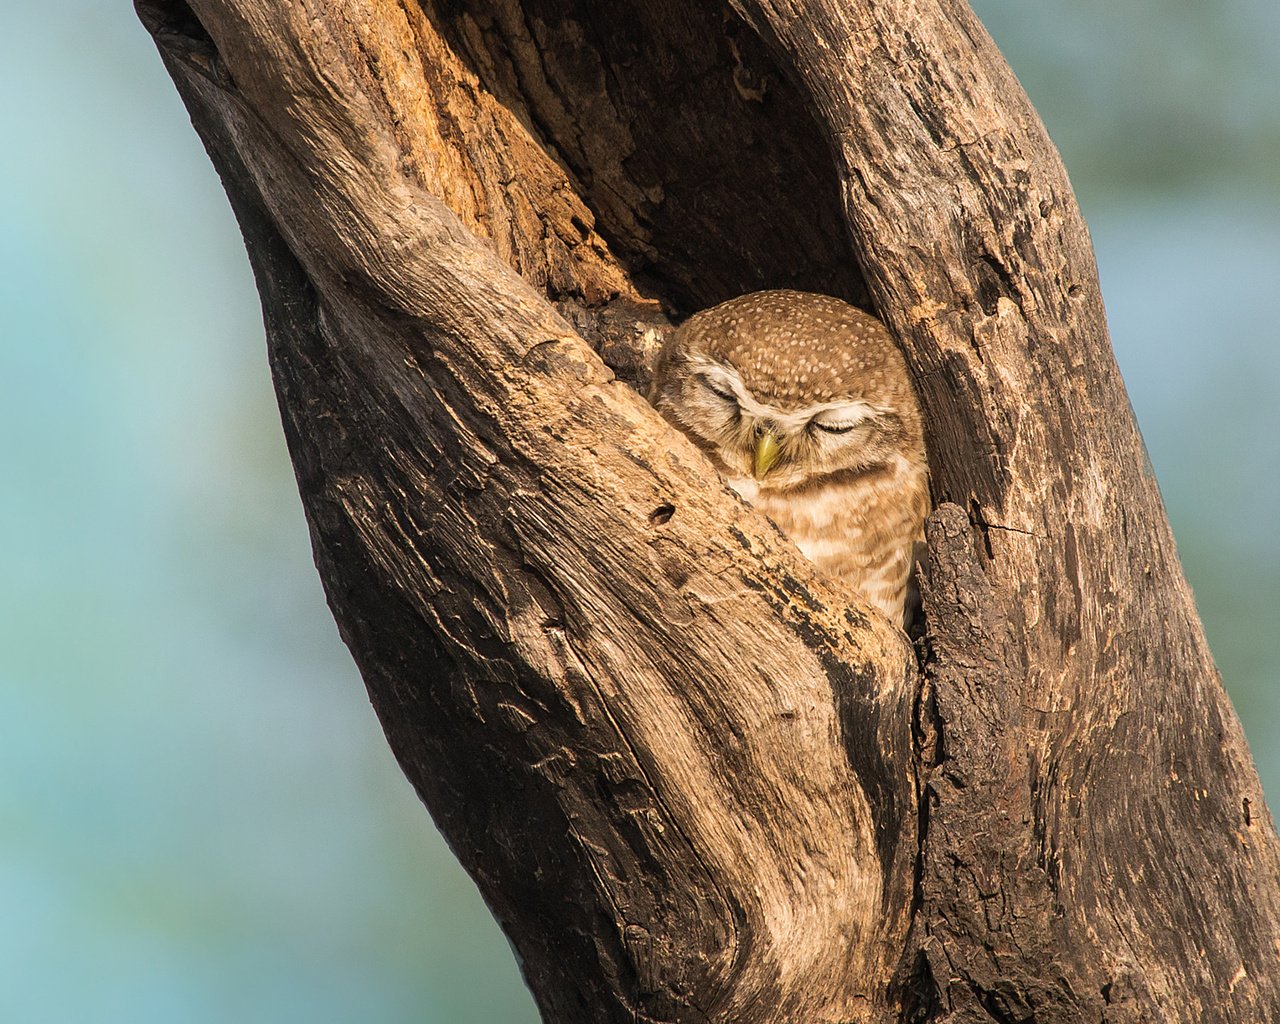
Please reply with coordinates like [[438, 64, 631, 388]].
[[426, 0, 869, 319]]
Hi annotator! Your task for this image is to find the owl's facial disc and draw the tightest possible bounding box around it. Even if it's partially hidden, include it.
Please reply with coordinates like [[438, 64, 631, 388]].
[[680, 359, 893, 485]]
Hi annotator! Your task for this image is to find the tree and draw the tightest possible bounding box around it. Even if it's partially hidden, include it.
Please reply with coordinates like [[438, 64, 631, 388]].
[[136, 0, 1280, 1020]]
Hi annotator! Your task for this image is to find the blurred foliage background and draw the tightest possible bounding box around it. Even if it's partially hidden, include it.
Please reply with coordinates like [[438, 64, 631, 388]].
[[1, 2, 1275, 1021]]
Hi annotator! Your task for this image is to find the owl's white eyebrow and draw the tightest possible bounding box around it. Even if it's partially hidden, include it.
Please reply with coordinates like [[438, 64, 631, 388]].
[[688, 357, 884, 427], [690, 360, 740, 394], [776, 400, 879, 430], [807, 399, 886, 423]]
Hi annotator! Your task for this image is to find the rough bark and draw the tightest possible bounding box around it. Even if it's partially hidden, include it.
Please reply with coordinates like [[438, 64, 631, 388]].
[[136, 0, 1280, 1021]]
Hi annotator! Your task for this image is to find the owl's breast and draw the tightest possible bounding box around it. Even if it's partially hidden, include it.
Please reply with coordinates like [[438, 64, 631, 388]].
[[726, 460, 927, 623]]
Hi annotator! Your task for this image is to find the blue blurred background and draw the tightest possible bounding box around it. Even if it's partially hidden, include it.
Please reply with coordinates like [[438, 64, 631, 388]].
[[1, 2, 1275, 1020]]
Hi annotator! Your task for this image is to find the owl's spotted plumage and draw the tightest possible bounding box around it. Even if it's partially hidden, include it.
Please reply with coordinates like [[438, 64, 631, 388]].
[[650, 290, 929, 626]]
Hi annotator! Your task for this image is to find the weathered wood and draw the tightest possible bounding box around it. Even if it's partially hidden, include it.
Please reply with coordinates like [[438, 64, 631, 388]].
[[136, 0, 1280, 1020], [726, 4, 1280, 1017]]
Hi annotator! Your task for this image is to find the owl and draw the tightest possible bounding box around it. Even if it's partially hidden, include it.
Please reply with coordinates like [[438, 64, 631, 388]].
[[650, 290, 929, 627]]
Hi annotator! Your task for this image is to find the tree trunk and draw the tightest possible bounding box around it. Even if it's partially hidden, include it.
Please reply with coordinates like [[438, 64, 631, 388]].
[[136, 0, 1280, 1020]]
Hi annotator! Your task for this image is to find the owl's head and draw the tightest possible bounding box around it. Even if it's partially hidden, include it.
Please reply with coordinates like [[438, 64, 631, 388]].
[[650, 290, 925, 490]]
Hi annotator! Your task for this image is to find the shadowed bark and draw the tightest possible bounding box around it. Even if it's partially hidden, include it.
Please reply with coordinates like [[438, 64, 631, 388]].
[[136, 0, 1280, 1020]]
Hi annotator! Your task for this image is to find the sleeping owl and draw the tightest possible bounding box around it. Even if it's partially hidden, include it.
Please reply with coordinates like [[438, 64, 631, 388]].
[[650, 289, 929, 627]]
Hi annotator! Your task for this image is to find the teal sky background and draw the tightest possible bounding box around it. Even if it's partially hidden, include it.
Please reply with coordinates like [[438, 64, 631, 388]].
[[1, 3, 1276, 1022]]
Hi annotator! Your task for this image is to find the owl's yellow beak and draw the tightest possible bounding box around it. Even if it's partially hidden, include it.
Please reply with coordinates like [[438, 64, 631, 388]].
[[753, 430, 782, 480]]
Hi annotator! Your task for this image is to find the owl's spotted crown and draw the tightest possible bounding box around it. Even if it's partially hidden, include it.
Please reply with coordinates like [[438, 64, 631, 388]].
[[677, 289, 907, 409]]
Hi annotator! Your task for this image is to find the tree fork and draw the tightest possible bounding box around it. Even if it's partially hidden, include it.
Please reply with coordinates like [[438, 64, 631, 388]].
[[136, 0, 1280, 1020]]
